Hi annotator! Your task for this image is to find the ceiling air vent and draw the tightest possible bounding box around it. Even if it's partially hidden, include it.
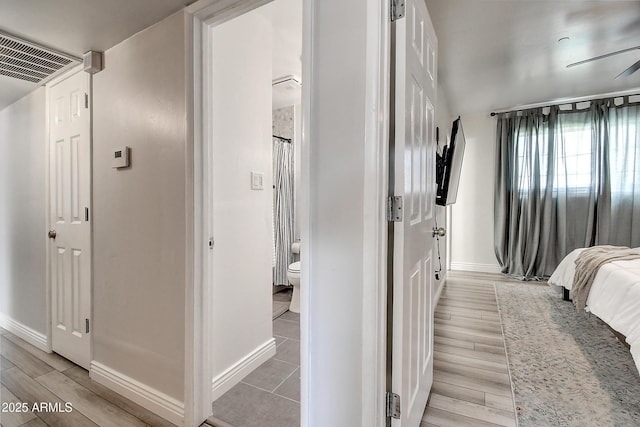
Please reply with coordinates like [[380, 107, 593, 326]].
[[0, 31, 80, 84]]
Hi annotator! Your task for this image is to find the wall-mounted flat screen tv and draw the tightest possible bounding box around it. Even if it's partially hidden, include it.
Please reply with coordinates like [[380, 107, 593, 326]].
[[436, 117, 465, 206]]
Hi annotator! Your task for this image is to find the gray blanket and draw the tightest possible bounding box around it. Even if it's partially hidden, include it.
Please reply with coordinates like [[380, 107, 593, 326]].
[[572, 245, 640, 311]]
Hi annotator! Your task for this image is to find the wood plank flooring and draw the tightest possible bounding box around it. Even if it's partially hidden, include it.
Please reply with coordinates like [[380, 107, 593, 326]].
[[2, 275, 516, 427], [0, 294, 296, 427], [421, 271, 518, 427], [0, 330, 178, 427]]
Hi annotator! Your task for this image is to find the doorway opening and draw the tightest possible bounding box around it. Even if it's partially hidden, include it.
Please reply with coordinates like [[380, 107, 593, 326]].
[[187, 0, 303, 425]]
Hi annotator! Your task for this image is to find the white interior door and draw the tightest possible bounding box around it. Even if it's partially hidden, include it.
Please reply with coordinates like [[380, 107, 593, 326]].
[[391, 0, 437, 425], [48, 69, 92, 369]]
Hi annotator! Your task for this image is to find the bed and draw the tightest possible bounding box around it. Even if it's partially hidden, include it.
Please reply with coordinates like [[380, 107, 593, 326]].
[[548, 246, 640, 375]]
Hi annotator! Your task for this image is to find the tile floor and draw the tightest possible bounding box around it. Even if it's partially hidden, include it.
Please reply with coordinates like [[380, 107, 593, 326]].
[[210, 289, 300, 427]]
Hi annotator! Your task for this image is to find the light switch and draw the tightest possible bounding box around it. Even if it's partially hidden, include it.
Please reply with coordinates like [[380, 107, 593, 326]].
[[251, 171, 264, 190]]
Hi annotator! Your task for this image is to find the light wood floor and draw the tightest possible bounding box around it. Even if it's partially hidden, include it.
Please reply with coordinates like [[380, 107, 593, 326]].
[[2, 274, 517, 427], [421, 271, 518, 427], [0, 327, 181, 427]]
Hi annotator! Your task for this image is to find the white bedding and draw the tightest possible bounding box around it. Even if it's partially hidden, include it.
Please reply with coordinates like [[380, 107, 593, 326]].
[[548, 247, 640, 374]]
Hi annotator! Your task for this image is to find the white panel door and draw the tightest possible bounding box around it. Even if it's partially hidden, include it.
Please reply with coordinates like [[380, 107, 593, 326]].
[[391, 0, 437, 425], [49, 70, 91, 369]]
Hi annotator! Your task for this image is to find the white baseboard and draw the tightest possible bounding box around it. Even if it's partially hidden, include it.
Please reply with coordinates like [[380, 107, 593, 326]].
[[450, 262, 502, 274], [90, 361, 184, 426], [211, 338, 276, 402], [0, 313, 49, 352]]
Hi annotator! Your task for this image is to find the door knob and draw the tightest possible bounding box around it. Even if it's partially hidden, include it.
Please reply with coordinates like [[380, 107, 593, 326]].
[[432, 227, 446, 237], [48, 230, 57, 239]]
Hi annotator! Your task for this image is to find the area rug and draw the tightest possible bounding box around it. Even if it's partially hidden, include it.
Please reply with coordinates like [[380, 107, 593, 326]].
[[495, 281, 640, 426]]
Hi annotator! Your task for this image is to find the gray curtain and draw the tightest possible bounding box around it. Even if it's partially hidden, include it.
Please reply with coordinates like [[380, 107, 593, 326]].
[[494, 98, 640, 279], [273, 139, 295, 286]]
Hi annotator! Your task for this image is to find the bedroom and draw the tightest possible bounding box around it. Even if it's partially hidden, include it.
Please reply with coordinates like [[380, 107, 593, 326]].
[[429, 0, 640, 275], [425, 0, 640, 426]]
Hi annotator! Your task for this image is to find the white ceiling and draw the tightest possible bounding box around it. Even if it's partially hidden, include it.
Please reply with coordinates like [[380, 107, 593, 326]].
[[271, 0, 302, 83], [0, 0, 194, 109], [426, 0, 640, 116], [270, 0, 303, 109], [0, 0, 302, 111], [4, 1, 636, 116]]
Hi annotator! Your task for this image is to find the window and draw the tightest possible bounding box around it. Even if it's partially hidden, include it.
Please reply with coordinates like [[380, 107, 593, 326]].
[[554, 126, 593, 191], [495, 99, 640, 279], [515, 113, 637, 194]]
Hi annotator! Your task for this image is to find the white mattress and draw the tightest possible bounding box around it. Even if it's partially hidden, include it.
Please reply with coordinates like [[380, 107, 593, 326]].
[[548, 247, 640, 374]]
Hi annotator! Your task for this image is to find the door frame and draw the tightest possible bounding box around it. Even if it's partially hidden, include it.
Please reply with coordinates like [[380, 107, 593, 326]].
[[185, 0, 391, 426], [358, 0, 391, 425], [44, 64, 93, 359], [184, 1, 273, 425]]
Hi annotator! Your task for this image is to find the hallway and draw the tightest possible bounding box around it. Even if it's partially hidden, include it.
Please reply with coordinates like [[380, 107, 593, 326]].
[[0, 327, 176, 427]]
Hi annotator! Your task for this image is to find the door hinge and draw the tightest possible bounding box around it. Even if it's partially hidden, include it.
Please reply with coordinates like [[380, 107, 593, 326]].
[[85, 93, 89, 108], [85, 319, 90, 334], [386, 392, 401, 419], [85, 207, 89, 222], [387, 196, 403, 222], [391, 0, 406, 22]]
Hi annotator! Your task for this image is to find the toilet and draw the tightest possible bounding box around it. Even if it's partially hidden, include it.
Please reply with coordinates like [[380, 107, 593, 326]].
[[286, 241, 301, 313], [286, 261, 301, 313]]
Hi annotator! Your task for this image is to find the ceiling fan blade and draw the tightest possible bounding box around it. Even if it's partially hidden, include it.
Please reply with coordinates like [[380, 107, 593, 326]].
[[567, 45, 640, 68], [616, 58, 640, 79]]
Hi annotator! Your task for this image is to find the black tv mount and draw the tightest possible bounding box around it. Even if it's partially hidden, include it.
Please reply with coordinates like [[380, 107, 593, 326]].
[[435, 116, 464, 206]]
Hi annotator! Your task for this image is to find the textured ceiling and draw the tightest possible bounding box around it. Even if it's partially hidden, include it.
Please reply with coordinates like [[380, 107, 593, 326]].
[[0, 0, 302, 111], [5, 0, 634, 115], [426, 0, 640, 115], [0, 0, 194, 109]]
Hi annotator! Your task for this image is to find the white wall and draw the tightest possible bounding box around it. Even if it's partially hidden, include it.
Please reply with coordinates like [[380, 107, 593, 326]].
[[0, 88, 47, 336], [210, 6, 274, 388], [449, 112, 500, 273], [92, 11, 187, 402], [304, 0, 378, 424]]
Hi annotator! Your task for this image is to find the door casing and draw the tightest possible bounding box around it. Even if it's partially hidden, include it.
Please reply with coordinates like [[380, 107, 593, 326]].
[[185, 1, 273, 425], [187, 0, 394, 426]]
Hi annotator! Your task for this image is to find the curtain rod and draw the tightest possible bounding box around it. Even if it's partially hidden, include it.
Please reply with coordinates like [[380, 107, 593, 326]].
[[489, 88, 640, 117], [273, 135, 292, 142]]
